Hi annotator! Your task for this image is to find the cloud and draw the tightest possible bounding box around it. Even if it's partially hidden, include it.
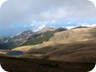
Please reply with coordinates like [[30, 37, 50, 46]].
[[35, 24, 46, 32], [0, 0, 96, 36], [41, 7, 67, 20], [77, 22, 96, 27]]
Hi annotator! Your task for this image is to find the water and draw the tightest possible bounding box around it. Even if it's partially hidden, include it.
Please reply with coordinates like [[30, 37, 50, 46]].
[[6, 51, 24, 56]]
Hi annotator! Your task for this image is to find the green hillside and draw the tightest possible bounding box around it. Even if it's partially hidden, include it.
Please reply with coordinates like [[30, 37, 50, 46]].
[[21, 32, 54, 46]]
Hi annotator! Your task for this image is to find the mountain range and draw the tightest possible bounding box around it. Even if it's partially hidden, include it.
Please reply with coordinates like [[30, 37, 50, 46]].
[[7, 26, 96, 63], [0, 27, 67, 49], [1, 26, 96, 63]]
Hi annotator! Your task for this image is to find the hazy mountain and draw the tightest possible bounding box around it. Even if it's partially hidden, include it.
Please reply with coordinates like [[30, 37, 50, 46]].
[[0, 27, 67, 49], [72, 26, 89, 29], [0, 30, 34, 49], [7, 30, 34, 43]]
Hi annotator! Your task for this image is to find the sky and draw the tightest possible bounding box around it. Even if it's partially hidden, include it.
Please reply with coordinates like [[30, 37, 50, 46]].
[[0, 0, 96, 37]]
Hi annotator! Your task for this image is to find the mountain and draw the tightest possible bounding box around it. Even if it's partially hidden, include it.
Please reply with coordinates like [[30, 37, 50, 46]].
[[11, 26, 96, 63], [0, 30, 34, 49], [72, 26, 89, 29], [0, 27, 67, 50], [21, 27, 67, 46], [0, 37, 9, 43], [37, 26, 57, 34], [0, 26, 96, 72], [12, 26, 94, 52], [7, 30, 34, 44]]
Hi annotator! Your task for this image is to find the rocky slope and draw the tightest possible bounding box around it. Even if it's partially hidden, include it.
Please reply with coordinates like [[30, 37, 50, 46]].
[[0, 30, 34, 49]]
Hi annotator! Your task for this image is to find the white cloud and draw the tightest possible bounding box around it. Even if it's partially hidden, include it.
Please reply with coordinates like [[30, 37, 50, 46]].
[[76, 22, 96, 27], [66, 26, 77, 29], [34, 24, 46, 32], [0, 0, 96, 26], [32, 20, 37, 24], [83, 24, 96, 27], [41, 7, 67, 20]]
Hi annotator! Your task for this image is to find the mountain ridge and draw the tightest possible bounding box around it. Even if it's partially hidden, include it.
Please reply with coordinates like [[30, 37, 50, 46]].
[[0, 27, 67, 49]]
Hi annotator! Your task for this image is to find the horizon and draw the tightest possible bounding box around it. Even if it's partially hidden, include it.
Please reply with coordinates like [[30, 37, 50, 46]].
[[0, 25, 96, 38]]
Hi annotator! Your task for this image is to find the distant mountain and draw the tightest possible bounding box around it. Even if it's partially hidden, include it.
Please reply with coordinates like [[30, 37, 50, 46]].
[[0, 30, 34, 49], [0, 37, 9, 43], [21, 27, 67, 46], [7, 30, 34, 43], [37, 26, 56, 34], [72, 26, 89, 29], [37, 26, 67, 33], [1, 26, 90, 50], [0, 27, 67, 50], [2, 26, 91, 50]]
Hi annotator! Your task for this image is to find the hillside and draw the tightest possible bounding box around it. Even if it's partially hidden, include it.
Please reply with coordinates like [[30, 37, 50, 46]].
[[21, 31, 54, 46], [10, 26, 96, 63], [49, 27, 96, 43]]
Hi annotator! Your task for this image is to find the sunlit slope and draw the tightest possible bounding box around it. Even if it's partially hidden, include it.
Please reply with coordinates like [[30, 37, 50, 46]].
[[11, 27, 96, 62], [49, 27, 96, 43]]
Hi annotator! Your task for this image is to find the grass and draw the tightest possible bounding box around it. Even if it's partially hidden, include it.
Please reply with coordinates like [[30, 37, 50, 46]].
[[21, 32, 54, 46]]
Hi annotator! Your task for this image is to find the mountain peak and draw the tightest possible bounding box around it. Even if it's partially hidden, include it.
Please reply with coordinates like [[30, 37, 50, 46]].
[[37, 26, 56, 33]]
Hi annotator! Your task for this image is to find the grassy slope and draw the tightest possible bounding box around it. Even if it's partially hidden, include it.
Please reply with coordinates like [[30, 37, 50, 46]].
[[23, 39, 96, 63], [21, 32, 54, 46]]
